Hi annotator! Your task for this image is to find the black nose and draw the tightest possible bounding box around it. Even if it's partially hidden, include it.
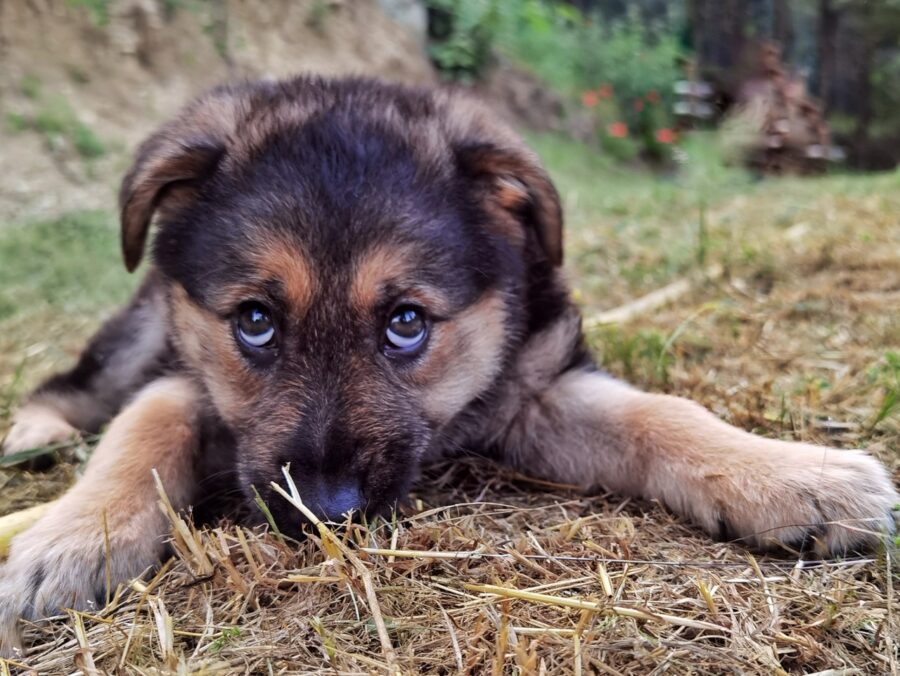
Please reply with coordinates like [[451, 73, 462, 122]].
[[312, 481, 364, 522]]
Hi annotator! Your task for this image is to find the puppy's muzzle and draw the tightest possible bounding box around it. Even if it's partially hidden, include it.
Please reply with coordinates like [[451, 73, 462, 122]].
[[310, 479, 365, 522]]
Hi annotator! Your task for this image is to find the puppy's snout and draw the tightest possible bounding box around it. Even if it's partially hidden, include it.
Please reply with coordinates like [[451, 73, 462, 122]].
[[312, 480, 364, 522]]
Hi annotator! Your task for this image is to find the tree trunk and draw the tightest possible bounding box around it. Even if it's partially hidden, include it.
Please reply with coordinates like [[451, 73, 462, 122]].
[[688, 0, 706, 65], [854, 15, 874, 150], [816, 0, 839, 109], [773, 0, 794, 57]]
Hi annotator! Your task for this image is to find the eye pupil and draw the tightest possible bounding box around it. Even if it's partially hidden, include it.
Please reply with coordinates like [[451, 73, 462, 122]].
[[237, 303, 276, 349], [390, 309, 423, 337], [385, 306, 428, 353], [248, 309, 266, 329]]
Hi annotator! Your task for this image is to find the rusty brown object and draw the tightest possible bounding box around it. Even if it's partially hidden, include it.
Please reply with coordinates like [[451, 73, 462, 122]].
[[733, 42, 835, 174]]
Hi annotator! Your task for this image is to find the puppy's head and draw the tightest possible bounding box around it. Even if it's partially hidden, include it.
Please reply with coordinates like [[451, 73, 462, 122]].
[[119, 77, 564, 532]]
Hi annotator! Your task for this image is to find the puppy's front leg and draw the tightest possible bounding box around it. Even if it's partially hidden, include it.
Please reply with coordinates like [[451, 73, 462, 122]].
[[0, 376, 199, 656], [2, 271, 169, 459], [500, 368, 898, 555]]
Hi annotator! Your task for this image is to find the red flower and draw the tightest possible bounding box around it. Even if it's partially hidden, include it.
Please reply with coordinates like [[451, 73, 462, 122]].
[[655, 128, 677, 144], [597, 84, 613, 99], [634, 99, 645, 112], [581, 90, 599, 108], [646, 90, 660, 104], [607, 121, 628, 138]]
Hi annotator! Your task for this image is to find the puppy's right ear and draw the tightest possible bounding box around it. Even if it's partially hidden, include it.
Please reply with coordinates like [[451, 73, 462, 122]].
[[119, 90, 240, 272]]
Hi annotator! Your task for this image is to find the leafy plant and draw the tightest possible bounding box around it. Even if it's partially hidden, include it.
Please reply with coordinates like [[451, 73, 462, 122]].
[[209, 627, 242, 655], [71, 121, 106, 159], [426, 0, 499, 81], [426, 1, 683, 163], [5, 113, 28, 133]]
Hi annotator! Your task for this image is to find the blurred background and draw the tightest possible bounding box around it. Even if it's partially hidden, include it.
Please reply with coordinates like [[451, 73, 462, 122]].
[[1, 0, 898, 485], [3, 0, 900, 220]]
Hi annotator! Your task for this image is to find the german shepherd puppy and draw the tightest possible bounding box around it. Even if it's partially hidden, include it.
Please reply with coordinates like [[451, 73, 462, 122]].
[[1, 76, 896, 652]]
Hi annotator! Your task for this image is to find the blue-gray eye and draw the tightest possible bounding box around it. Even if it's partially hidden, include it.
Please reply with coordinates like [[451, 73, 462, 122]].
[[236, 303, 275, 348], [385, 306, 427, 353]]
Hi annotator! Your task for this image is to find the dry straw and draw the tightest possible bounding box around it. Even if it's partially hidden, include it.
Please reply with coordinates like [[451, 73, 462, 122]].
[[0, 458, 896, 674]]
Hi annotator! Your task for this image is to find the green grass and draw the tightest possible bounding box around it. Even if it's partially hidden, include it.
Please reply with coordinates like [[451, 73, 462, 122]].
[[527, 131, 756, 306], [0, 211, 132, 315], [0, 212, 136, 394], [9, 96, 106, 160], [69, 120, 106, 158], [529, 130, 900, 305], [870, 351, 900, 430], [33, 98, 106, 159], [590, 324, 672, 387], [5, 112, 30, 133], [19, 74, 42, 100], [66, 0, 111, 26], [524, 132, 900, 454]]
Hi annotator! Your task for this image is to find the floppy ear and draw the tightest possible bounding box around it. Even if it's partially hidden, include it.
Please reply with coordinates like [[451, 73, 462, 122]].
[[456, 143, 564, 267], [119, 90, 239, 272]]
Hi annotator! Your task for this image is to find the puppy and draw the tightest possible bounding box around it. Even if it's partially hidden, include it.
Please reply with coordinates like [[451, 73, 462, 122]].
[[1, 76, 896, 653]]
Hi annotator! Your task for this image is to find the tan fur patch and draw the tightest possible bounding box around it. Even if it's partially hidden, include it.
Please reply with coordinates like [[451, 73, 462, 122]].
[[2, 402, 78, 456], [350, 244, 417, 313], [249, 231, 317, 313], [500, 369, 899, 554], [76, 377, 199, 508], [416, 290, 508, 423], [349, 244, 459, 322], [0, 377, 199, 652], [494, 177, 529, 210], [170, 284, 262, 423]]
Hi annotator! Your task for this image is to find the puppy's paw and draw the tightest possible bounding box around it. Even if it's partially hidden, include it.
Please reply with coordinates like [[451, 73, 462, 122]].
[[0, 499, 165, 656], [695, 444, 898, 556], [2, 403, 78, 457]]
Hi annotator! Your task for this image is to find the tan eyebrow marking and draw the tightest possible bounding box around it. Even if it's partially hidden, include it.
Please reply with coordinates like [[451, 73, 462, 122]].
[[350, 243, 453, 316], [250, 232, 317, 312], [208, 231, 318, 316]]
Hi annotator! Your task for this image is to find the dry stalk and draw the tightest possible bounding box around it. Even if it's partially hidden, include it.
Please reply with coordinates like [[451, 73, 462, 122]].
[[464, 582, 729, 633], [585, 264, 723, 327], [270, 466, 400, 673]]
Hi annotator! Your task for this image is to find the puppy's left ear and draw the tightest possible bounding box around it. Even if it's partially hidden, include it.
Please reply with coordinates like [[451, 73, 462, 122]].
[[119, 88, 240, 272], [456, 143, 563, 267]]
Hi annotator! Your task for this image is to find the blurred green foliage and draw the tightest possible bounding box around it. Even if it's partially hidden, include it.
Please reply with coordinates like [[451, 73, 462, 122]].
[[592, 325, 673, 387], [426, 0, 499, 80], [426, 0, 683, 162], [869, 351, 900, 430], [0, 212, 132, 318], [427, 0, 682, 98], [18, 74, 42, 100]]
